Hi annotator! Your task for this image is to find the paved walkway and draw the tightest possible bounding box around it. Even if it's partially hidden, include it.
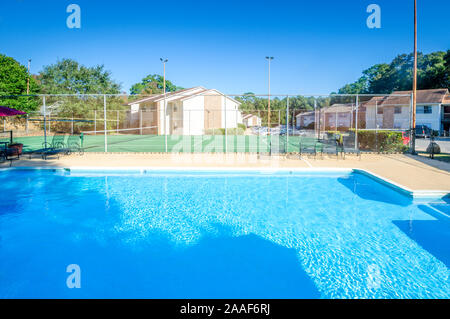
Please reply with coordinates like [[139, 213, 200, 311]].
[[2, 153, 450, 192]]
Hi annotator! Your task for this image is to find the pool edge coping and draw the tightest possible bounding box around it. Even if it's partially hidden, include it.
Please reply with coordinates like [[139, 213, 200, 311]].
[[1, 166, 449, 199]]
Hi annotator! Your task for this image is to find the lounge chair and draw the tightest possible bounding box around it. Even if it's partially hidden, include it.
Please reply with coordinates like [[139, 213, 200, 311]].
[[340, 135, 361, 160], [65, 135, 84, 155], [316, 135, 340, 159], [42, 135, 84, 159], [27, 134, 67, 159], [299, 138, 320, 159]]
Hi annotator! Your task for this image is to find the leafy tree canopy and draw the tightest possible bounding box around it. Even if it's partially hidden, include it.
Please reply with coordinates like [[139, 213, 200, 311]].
[[0, 53, 40, 112], [130, 74, 182, 95], [338, 50, 450, 94], [38, 58, 121, 94]]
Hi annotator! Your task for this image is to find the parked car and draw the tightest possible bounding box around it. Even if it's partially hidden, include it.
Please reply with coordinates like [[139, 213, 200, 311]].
[[415, 125, 431, 138], [401, 132, 410, 145], [251, 126, 261, 134], [257, 127, 269, 135]]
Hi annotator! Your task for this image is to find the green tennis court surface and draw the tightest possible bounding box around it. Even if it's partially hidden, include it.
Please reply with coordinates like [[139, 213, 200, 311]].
[[13, 135, 316, 153]]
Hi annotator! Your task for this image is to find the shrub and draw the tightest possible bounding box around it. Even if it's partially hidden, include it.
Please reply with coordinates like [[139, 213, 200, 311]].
[[204, 127, 245, 135], [238, 123, 247, 131], [358, 130, 408, 153]]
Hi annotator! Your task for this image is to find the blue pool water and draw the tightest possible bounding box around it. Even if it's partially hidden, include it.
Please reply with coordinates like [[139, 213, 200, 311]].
[[0, 169, 449, 299]]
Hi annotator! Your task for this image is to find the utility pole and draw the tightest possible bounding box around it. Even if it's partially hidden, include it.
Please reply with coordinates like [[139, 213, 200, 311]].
[[411, 0, 418, 154], [160, 58, 168, 152], [27, 59, 31, 94], [265, 57, 274, 135]]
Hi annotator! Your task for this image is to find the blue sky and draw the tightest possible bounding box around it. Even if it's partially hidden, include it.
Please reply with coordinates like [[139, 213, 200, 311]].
[[0, 0, 449, 95]]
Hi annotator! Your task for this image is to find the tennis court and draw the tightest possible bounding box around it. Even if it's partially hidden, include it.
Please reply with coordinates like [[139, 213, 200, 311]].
[[12, 134, 313, 153]]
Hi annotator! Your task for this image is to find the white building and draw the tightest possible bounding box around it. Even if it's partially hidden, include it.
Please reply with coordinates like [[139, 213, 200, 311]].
[[242, 114, 262, 127], [127, 87, 242, 135], [296, 111, 315, 129], [364, 89, 450, 134]]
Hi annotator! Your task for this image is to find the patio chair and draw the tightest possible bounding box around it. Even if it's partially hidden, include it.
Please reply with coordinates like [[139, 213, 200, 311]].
[[42, 134, 85, 160], [27, 134, 67, 159], [340, 135, 361, 160], [0, 142, 20, 166], [299, 138, 320, 159], [65, 135, 84, 155], [0, 142, 8, 163], [316, 134, 340, 159]]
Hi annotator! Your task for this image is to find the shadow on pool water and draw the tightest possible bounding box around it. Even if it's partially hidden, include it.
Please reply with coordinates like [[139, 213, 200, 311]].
[[337, 174, 412, 206], [393, 217, 450, 268], [58, 233, 321, 299], [166, 233, 321, 298]]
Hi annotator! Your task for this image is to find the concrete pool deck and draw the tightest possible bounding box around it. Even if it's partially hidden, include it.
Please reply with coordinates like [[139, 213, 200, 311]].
[[1, 153, 450, 193]]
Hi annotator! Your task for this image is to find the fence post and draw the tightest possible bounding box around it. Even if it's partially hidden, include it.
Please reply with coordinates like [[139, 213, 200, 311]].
[[43, 96, 47, 146], [140, 109, 143, 135], [117, 110, 119, 133], [335, 107, 338, 132], [409, 92, 414, 149], [235, 108, 238, 153], [189, 110, 192, 153], [71, 113, 74, 135], [286, 96, 289, 152], [25, 114, 29, 135], [278, 109, 281, 128], [224, 94, 227, 153], [164, 94, 167, 153], [375, 100, 378, 152], [94, 110, 97, 135], [355, 95, 359, 151], [314, 98, 318, 139], [104, 95, 107, 152]]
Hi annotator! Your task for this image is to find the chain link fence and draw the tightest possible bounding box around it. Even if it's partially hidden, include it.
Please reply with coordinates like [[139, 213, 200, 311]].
[[0, 93, 414, 155]]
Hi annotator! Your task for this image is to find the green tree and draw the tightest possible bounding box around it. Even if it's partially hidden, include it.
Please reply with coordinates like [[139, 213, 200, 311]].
[[337, 51, 449, 94], [0, 53, 40, 113], [420, 51, 448, 89], [38, 59, 121, 94], [338, 76, 369, 94], [130, 74, 181, 95], [37, 59, 123, 127], [444, 50, 450, 89]]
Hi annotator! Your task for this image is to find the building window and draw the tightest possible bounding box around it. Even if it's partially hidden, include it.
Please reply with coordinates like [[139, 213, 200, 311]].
[[394, 107, 402, 114], [417, 106, 432, 114]]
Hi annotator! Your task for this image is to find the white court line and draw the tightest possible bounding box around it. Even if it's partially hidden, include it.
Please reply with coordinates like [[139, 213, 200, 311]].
[[300, 156, 313, 168]]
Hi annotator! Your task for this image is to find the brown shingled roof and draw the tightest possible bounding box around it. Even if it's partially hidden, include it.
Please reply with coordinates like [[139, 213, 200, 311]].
[[127, 87, 205, 105], [443, 94, 450, 104], [378, 89, 449, 106]]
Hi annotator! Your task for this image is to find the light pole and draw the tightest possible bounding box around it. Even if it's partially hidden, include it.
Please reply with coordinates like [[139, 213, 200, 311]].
[[160, 58, 168, 152], [411, 0, 418, 154], [265, 56, 274, 135], [27, 59, 31, 95]]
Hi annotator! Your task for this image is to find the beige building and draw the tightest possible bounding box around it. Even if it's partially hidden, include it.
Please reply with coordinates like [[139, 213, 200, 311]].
[[242, 114, 262, 127], [364, 89, 450, 133], [127, 87, 242, 135], [296, 104, 364, 131]]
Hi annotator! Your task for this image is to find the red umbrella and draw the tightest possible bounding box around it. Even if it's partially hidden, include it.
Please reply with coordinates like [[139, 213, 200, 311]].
[[0, 106, 26, 117]]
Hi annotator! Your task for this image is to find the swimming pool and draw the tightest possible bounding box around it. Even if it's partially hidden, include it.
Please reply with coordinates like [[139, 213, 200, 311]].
[[0, 168, 448, 299]]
